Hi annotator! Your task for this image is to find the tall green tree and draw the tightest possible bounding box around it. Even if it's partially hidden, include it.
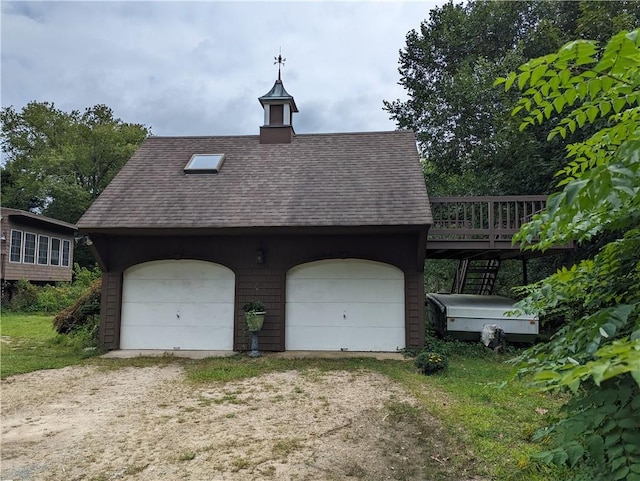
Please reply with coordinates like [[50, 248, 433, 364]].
[[1, 102, 149, 224], [497, 29, 640, 479], [385, 0, 640, 196]]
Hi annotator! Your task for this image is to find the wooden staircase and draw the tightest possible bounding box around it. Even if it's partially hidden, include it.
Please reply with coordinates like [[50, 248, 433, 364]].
[[451, 258, 501, 295]]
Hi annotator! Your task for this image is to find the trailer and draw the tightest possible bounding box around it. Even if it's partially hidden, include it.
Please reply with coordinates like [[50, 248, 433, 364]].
[[425, 293, 539, 343]]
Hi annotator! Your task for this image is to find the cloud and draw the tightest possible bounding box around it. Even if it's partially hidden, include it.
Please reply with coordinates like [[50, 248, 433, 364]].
[[1, 1, 440, 136]]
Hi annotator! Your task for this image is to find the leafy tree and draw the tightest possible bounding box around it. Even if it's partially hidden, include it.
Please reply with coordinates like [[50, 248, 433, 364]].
[[496, 29, 640, 479], [385, 0, 640, 196], [1, 102, 149, 224]]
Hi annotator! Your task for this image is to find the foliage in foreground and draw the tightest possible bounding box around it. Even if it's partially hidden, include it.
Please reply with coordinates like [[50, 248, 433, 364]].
[[496, 29, 640, 479]]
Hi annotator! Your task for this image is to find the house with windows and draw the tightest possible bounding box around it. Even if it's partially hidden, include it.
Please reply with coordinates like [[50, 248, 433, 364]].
[[1, 207, 77, 284], [77, 73, 432, 353]]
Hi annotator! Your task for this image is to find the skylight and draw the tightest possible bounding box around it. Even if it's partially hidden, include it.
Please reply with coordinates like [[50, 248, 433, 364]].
[[184, 154, 225, 173]]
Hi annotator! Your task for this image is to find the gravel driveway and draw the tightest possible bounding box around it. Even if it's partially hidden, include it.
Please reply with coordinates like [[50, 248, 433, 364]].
[[0, 363, 465, 481]]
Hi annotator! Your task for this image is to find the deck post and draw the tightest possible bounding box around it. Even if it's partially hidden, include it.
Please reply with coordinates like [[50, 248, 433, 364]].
[[488, 200, 494, 248]]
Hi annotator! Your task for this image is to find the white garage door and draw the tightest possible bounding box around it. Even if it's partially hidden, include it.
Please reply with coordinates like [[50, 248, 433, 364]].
[[286, 259, 405, 351], [120, 260, 235, 350]]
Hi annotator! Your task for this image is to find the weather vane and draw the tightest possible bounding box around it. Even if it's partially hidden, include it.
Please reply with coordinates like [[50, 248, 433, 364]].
[[274, 48, 286, 81]]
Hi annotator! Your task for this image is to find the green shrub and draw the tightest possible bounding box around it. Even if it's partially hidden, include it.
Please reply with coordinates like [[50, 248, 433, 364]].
[[3, 264, 101, 313], [51, 314, 100, 348], [414, 351, 448, 375], [8, 279, 39, 311], [53, 278, 101, 334]]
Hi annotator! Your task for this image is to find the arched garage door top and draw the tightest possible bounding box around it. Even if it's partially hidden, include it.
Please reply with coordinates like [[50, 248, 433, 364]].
[[125, 259, 234, 280], [287, 258, 404, 280], [286, 259, 405, 351]]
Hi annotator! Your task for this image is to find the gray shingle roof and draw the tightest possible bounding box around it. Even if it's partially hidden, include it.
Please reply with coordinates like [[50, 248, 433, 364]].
[[77, 130, 431, 230]]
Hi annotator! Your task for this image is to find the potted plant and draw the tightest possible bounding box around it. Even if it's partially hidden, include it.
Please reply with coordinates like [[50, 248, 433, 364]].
[[243, 300, 266, 358], [243, 300, 266, 332]]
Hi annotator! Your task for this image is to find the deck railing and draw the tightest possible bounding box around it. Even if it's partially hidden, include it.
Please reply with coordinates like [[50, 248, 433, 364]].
[[428, 196, 547, 246]]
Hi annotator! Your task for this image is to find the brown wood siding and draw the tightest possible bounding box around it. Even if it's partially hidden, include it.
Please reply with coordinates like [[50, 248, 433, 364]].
[[99, 272, 122, 349], [259, 126, 293, 144], [91, 232, 425, 351], [1, 215, 74, 282]]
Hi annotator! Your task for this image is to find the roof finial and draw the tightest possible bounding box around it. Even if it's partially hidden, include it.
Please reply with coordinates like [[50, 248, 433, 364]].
[[274, 48, 286, 81]]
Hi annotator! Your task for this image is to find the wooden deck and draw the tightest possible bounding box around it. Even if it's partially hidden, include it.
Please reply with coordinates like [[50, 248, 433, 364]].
[[426, 196, 570, 260]]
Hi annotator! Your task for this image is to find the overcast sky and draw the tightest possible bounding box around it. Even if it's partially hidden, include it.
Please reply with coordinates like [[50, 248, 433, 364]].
[[1, 1, 444, 137]]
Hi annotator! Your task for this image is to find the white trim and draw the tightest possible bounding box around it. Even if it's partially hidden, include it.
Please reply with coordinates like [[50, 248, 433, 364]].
[[264, 104, 270, 125], [283, 104, 291, 126], [37, 234, 50, 265], [9, 229, 23, 263], [23, 232, 37, 264], [50, 237, 61, 266], [61, 239, 71, 267]]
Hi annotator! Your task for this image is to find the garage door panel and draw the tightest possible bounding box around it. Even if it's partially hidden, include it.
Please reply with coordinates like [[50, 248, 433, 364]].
[[121, 303, 234, 327], [120, 325, 233, 350], [288, 278, 404, 303], [123, 279, 234, 303], [286, 259, 405, 351], [286, 326, 404, 352], [286, 303, 404, 328], [120, 260, 235, 350]]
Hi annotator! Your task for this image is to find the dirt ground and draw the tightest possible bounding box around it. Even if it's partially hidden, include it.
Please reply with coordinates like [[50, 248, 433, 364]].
[[1, 364, 480, 481]]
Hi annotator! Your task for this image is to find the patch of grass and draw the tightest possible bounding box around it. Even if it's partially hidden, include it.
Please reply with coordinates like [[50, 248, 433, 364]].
[[385, 400, 422, 421], [377, 353, 573, 481], [213, 393, 243, 404], [272, 438, 303, 458], [231, 457, 250, 471], [178, 452, 196, 461], [0, 313, 102, 378], [185, 355, 394, 383], [124, 463, 148, 474]]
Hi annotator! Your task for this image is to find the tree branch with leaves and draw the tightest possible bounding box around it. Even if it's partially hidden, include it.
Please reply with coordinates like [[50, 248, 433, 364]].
[[496, 29, 640, 480]]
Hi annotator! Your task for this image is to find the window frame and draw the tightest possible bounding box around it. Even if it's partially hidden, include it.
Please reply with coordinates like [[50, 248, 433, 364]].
[[9, 229, 23, 263], [38, 235, 50, 265], [50, 237, 61, 266], [61, 239, 71, 267], [23, 232, 37, 264], [184, 153, 225, 173]]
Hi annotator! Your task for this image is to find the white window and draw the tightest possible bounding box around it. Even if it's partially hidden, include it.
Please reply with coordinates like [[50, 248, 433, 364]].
[[62, 240, 71, 267], [51, 238, 61, 266], [23, 232, 37, 264], [38, 235, 49, 265], [9, 230, 22, 263]]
